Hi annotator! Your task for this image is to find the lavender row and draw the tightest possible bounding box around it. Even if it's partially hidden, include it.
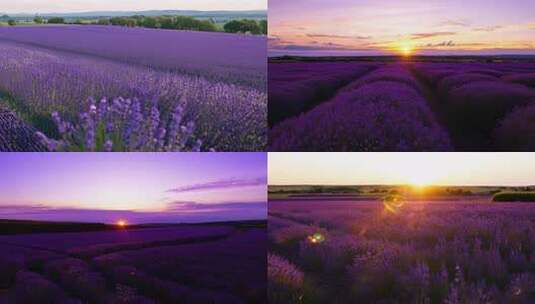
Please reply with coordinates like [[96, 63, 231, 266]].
[[0, 25, 267, 88], [0, 105, 47, 151], [269, 62, 378, 126], [0, 41, 266, 151], [269, 64, 452, 151], [0, 226, 266, 303], [412, 62, 535, 150], [268, 200, 535, 303]]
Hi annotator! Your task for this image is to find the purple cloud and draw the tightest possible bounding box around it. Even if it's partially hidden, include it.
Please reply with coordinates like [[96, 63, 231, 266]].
[[473, 25, 503, 32], [167, 201, 266, 212], [0, 203, 266, 224], [410, 31, 457, 40], [167, 177, 267, 193], [306, 33, 372, 40], [439, 20, 470, 27], [424, 40, 456, 47]]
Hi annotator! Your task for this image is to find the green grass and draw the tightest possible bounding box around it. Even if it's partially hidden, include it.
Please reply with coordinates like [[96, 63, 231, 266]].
[[0, 91, 58, 138], [492, 192, 535, 202]]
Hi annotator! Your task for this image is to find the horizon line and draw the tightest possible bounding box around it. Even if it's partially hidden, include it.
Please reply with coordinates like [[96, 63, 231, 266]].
[[268, 54, 535, 58], [269, 183, 535, 187], [2, 9, 267, 15]]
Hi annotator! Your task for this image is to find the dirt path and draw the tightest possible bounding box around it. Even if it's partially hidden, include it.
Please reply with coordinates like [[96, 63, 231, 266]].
[[0, 105, 48, 151]]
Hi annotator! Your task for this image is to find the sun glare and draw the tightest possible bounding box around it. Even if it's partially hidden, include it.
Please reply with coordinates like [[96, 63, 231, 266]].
[[404, 167, 440, 189], [397, 41, 414, 57], [117, 219, 127, 227], [401, 46, 412, 56]]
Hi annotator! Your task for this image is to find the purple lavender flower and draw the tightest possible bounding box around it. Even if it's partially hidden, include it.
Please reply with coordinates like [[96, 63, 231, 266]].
[[37, 96, 202, 152]]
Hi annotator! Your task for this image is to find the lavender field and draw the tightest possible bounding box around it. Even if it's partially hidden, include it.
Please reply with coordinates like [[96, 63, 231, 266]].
[[0, 26, 267, 151], [0, 221, 266, 304], [268, 197, 535, 303], [268, 59, 535, 151]]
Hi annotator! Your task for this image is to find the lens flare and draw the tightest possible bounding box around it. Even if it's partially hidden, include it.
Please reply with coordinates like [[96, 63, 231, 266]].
[[307, 233, 325, 244], [383, 194, 405, 214]]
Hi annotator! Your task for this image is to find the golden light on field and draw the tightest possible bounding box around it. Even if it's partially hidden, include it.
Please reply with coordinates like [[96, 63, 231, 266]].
[[383, 194, 405, 214], [117, 219, 127, 227]]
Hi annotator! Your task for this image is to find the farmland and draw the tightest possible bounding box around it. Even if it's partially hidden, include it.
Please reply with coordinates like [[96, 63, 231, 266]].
[[0, 220, 266, 303], [268, 188, 535, 303], [268, 58, 535, 151], [0, 25, 266, 151]]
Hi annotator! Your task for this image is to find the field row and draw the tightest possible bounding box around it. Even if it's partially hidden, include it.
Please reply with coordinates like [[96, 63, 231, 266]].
[[268, 61, 535, 151], [0, 26, 267, 152], [0, 226, 266, 303], [268, 200, 535, 303]]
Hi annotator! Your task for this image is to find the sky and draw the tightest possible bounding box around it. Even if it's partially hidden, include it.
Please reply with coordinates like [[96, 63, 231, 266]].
[[0, 153, 266, 224], [269, 0, 535, 56], [0, 0, 266, 14], [269, 153, 535, 186]]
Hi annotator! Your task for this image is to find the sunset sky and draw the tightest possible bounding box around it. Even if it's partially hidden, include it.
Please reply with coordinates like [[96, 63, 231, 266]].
[[269, 153, 535, 186], [1, 0, 266, 14], [269, 0, 535, 56], [0, 153, 266, 223]]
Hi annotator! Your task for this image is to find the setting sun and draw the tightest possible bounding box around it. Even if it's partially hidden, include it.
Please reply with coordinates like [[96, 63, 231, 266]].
[[398, 41, 414, 57], [117, 220, 127, 227]]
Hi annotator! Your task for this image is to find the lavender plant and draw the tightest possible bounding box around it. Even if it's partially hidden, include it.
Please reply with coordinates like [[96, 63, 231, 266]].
[[0, 26, 266, 151], [36, 97, 204, 152], [269, 199, 535, 303]]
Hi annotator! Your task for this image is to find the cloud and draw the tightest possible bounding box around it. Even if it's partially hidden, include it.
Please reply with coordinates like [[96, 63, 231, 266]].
[[473, 25, 503, 32], [166, 177, 267, 194], [166, 201, 266, 212], [425, 40, 456, 47], [0, 204, 50, 215], [0, 203, 266, 224], [305, 34, 372, 40], [270, 43, 358, 51], [439, 20, 469, 27], [410, 31, 456, 40]]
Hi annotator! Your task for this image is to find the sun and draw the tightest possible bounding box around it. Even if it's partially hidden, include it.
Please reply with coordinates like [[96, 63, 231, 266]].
[[405, 171, 437, 189], [398, 41, 414, 57], [401, 46, 412, 56], [409, 177, 431, 188], [116, 219, 127, 228]]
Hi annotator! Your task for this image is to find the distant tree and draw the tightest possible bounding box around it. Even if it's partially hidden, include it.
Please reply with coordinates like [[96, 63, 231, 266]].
[[33, 16, 44, 24], [141, 17, 157, 28], [174, 16, 216, 31], [94, 15, 216, 32], [97, 18, 110, 25], [125, 18, 137, 27], [224, 19, 261, 34], [158, 16, 175, 29], [7, 19, 16, 26], [109, 17, 124, 26], [242, 19, 262, 34], [1, 15, 9, 20], [224, 20, 242, 33], [47, 17, 64, 24], [260, 20, 267, 35]]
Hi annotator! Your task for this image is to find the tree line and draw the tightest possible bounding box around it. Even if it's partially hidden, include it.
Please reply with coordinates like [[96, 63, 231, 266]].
[[3, 15, 267, 35]]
